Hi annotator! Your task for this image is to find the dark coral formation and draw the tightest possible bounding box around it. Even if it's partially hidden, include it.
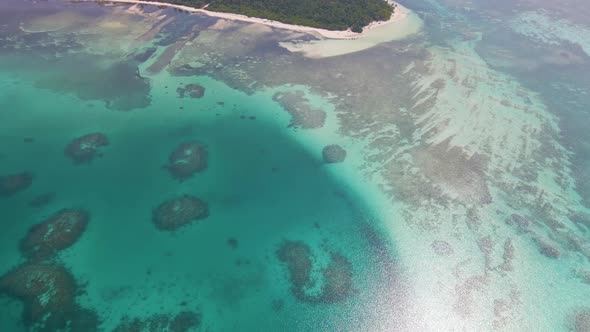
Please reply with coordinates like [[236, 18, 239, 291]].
[[500, 238, 515, 271], [533, 237, 560, 258], [322, 144, 347, 163], [64, 133, 109, 164], [271, 299, 284, 312], [36, 60, 151, 111], [320, 253, 354, 303], [0, 172, 33, 197], [153, 195, 209, 231], [0, 263, 99, 332], [177, 83, 206, 99], [276, 240, 354, 304], [0, 263, 74, 326], [165, 142, 208, 181], [132, 47, 157, 63], [20, 208, 89, 260], [574, 309, 590, 332], [576, 269, 590, 284], [272, 91, 326, 129], [414, 140, 492, 205], [431, 240, 454, 256], [277, 241, 314, 300], [571, 211, 590, 232], [171, 311, 202, 332], [67, 307, 101, 332], [171, 64, 202, 77], [227, 237, 238, 249], [1, 198, 95, 329], [113, 311, 201, 332], [28, 192, 55, 208], [506, 213, 531, 232]]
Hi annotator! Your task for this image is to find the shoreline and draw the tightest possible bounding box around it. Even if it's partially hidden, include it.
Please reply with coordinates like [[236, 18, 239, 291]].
[[74, 0, 408, 40]]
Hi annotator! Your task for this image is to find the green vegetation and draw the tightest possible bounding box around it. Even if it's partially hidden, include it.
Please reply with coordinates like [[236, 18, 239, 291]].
[[153, 0, 395, 32]]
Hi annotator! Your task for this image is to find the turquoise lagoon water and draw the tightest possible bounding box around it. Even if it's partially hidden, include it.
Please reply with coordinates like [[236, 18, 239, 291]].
[[1, 0, 590, 331], [0, 6, 401, 329]]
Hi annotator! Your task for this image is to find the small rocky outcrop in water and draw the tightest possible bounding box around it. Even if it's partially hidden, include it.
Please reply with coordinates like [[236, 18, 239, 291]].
[[0, 172, 33, 197], [152, 194, 209, 231], [177, 83, 205, 99], [272, 91, 326, 129], [165, 141, 208, 181], [276, 240, 354, 304], [20, 208, 89, 260], [64, 133, 109, 164], [322, 144, 347, 163]]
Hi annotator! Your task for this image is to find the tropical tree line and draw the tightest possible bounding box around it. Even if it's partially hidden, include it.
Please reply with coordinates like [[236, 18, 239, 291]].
[[153, 0, 395, 32]]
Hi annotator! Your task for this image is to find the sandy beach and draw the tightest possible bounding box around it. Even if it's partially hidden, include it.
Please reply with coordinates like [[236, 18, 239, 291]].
[[79, 0, 408, 40], [278, 3, 421, 58]]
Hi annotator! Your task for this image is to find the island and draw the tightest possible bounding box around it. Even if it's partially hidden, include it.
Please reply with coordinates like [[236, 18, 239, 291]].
[[91, 0, 420, 58], [157, 0, 394, 33]]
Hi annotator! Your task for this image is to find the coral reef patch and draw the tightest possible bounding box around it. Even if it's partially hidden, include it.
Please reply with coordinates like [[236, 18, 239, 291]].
[[277, 241, 313, 300], [276, 240, 354, 304], [113, 311, 201, 332], [64, 132, 109, 164], [177, 83, 205, 99], [165, 141, 208, 181], [431, 240, 454, 256], [319, 253, 354, 303], [20, 208, 89, 260], [574, 309, 590, 332], [322, 144, 347, 163], [0, 262, 100, 332], [153, 194, 209, 231], [0, 172, 33, 197], [273, 91, 326, 129], [533, 237, 561, 258]]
